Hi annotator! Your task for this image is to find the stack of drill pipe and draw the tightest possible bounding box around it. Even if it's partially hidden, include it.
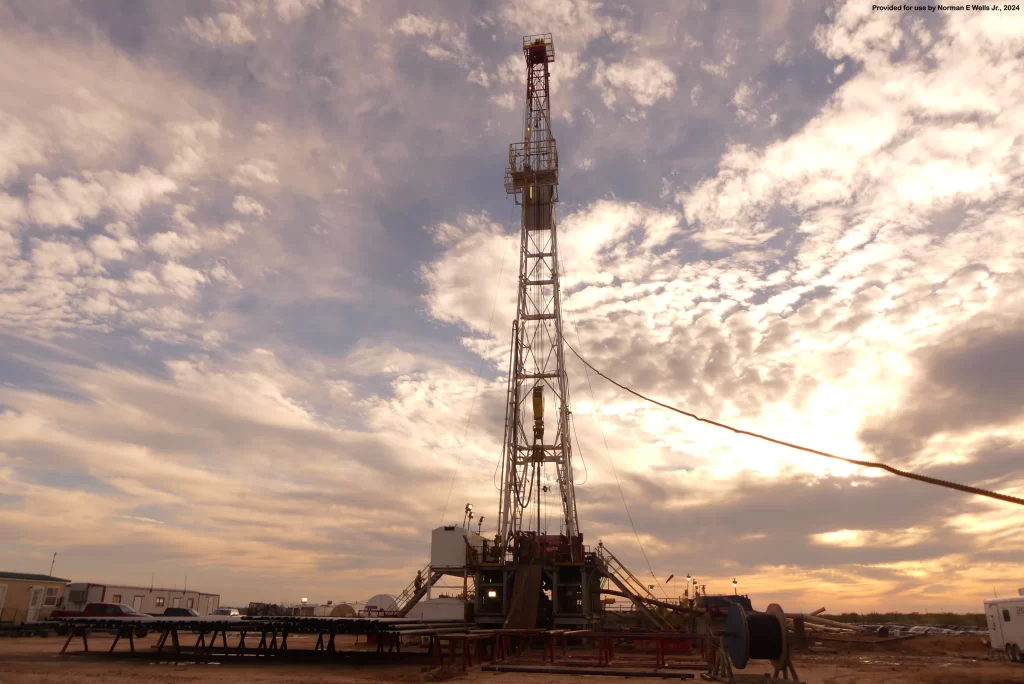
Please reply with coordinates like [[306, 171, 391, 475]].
[[804, 624, 848, 633], [390, 622, 468, 631], [785, 612, 860, 633], [394, 627, 470, 636]]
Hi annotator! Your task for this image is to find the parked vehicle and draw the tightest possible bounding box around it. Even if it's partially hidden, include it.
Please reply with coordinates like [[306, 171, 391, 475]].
[[158, 607, 200, 617], [212, 608, 240, 616], [985, 593, 1024, 663], [50, 602, 150, 637], [51, 602, 147, 619]]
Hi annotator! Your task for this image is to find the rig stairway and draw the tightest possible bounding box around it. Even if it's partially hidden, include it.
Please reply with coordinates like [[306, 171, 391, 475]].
[[394, 562, 443, 617], [597, 544, 675, 630]]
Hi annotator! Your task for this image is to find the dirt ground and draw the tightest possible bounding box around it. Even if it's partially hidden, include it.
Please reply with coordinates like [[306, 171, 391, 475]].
[[0, 633, 1021, 684]]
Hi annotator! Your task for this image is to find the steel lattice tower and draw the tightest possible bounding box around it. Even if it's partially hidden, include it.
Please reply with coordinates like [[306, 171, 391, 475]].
[[496, 34, 580, 554]]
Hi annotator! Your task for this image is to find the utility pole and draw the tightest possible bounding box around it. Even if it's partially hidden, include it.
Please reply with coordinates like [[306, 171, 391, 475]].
[[495, 34, 579, 557], [48, 552, 57, 576]]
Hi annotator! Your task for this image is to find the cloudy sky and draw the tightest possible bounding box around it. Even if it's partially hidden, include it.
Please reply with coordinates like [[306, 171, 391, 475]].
[[2, 0, 1023, 612]]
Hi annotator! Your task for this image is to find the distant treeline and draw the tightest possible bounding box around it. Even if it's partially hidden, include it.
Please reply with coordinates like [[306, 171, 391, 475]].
[[824, 612, 986, 628]]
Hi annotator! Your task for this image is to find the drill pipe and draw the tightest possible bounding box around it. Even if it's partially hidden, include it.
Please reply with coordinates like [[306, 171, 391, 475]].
[[601, 589, 706, 615]]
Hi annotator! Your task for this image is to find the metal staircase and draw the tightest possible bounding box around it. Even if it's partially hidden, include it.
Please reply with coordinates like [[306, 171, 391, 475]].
[[393, 562, 443, 617], [597, 543, 674, 630], [597, 543, 658, 600]]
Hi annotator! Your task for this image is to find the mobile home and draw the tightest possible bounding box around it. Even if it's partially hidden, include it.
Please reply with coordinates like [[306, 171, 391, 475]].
[[0, 572, 70, 624]]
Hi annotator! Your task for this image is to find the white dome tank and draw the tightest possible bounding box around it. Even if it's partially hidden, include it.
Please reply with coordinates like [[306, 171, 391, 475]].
[[364, 594, 398, 614]]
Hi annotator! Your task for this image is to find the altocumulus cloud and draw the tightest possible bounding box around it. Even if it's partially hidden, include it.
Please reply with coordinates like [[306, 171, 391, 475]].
[[0, 0, 1022, 610]]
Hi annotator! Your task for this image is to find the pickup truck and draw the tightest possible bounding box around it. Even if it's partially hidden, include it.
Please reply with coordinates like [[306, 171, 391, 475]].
[[151, 607, 200, 617], [51, 602, 149, 619], [51, 602, 151, 636]]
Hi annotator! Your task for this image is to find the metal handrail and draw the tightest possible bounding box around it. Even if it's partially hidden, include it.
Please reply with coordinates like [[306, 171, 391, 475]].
[[392, 560, 433, 613], [507, 140, 558, 173], [598, 544, 657, 600]]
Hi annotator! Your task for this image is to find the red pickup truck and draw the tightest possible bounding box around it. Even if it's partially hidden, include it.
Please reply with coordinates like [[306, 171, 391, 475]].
[[51, 602, 149, 619], [51, 603, 151, 636]]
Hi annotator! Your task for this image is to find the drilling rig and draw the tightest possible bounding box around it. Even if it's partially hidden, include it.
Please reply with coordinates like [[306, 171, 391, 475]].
[[393, 34, 668, 632], [468, 34, 600, 630], [496, 33, 578, 554]]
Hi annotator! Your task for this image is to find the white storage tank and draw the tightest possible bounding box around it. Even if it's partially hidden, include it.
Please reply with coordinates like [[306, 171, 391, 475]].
[[431, 526, 484, 571], [364, 594, 397, 614]]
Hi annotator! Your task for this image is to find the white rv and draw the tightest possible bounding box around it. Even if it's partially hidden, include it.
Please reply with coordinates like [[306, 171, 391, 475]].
[[984, 591, 1024, 663]]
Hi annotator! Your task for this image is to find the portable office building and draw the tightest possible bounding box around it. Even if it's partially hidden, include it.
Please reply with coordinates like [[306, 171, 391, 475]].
[[64, 582, 220, 615]]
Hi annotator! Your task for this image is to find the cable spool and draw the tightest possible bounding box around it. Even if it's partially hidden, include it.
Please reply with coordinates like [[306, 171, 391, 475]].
[[748, 612, 783, 659], [723, 602, 791, 671]]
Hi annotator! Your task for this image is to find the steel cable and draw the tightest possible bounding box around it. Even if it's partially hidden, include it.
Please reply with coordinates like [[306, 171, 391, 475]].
[[561, 336, 1024, 508]]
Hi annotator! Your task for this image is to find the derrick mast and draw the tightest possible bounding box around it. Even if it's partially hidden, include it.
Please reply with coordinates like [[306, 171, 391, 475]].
[[405, 34, 654, 632], [496, 34, 580, 556]]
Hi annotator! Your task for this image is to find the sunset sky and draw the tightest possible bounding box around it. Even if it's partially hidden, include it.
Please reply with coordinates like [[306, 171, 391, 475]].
[[2, 0, 1023, 613]]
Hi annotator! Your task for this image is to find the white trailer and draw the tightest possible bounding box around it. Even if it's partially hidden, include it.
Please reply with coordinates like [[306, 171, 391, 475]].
[[985, 592, 1024, 663], [63, 582, 220, 615]]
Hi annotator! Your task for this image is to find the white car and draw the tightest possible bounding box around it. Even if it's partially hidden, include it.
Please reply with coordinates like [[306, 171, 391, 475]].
[[212, 608, 240, 616]]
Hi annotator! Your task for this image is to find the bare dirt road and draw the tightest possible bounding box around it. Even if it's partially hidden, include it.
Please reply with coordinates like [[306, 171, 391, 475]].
[[0, 633, 1020, 684]]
